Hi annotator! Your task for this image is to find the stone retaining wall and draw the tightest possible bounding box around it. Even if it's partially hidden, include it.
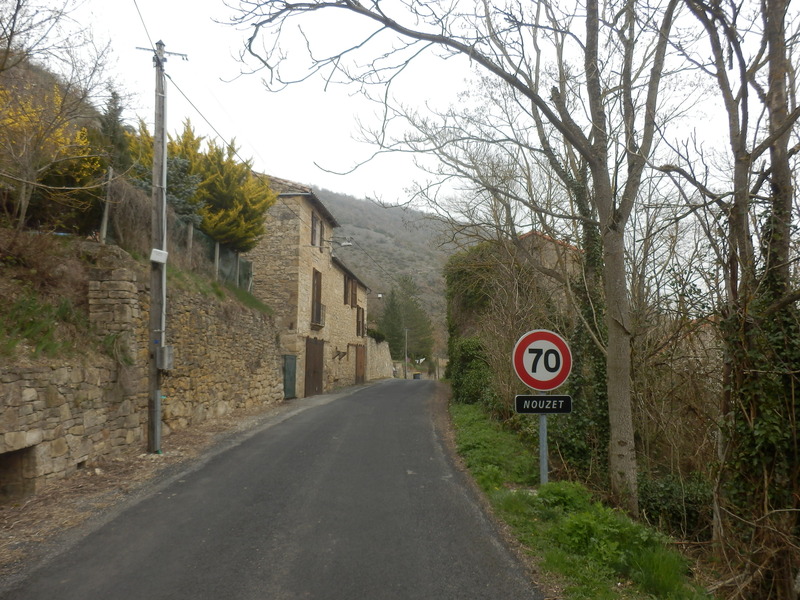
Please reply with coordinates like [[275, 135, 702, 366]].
[[0, 249, 284, 501], [367, 338, 394, 381]]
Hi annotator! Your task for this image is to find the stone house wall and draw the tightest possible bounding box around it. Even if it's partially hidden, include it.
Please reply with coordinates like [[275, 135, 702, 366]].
[[0, 249, 283, 501], [246, 200, 300, 333], [246, 184, 378, 397]]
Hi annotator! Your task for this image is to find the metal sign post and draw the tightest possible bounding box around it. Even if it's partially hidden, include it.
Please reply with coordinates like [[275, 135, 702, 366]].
[[512, 330, 573, 485], [539, 415, 547, 485]]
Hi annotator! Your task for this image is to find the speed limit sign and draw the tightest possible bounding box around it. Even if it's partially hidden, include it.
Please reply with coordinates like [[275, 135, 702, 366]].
[[512, 330, 572, 391]]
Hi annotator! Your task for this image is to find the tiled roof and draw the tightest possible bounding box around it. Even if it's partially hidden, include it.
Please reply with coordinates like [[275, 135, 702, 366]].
[[519, 229, 579, 252]]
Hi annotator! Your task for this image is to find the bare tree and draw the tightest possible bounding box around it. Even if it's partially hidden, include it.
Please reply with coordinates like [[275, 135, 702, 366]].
[[230, 0, 680, 514], [658, 0, 800, 595], [0, 0, 76, 74]]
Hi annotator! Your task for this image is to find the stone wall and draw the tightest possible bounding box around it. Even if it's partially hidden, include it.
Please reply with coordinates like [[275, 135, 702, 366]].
[[366, 338, 394, 381], [245, 200, 300, 332], [159, 292, 283, 433], [0, 360, 142, 497], [0, 249, 284, 501]]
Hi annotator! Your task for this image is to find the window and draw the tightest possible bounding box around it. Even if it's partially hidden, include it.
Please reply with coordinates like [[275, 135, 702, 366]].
[[311, 212, 318, 246], [356, 306, 366, 337], [344, 276, 358, 307], [311, 212, 325, 251], [311, 269, 324, 328]]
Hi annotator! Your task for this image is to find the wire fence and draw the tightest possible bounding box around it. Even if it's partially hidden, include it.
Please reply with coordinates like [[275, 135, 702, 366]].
[[104, 179, 253, 290], [186, 223, 253, 291]]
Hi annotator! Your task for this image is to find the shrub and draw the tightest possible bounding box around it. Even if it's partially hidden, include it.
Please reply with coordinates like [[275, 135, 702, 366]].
[[449, 336, 492, 404], [552, 505, 664, 576], [537, 480, 594, 513], [473, 464, 505, 491], [367, 328, 386, 343], [638, 472, 713, 541]]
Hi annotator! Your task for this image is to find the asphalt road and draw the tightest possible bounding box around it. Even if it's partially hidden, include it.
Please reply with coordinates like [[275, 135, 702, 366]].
[[2, 380, 543, 599]]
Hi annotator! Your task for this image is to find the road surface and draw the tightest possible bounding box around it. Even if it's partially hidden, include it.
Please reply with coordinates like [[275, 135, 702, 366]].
[[2, 380, 543, 599]]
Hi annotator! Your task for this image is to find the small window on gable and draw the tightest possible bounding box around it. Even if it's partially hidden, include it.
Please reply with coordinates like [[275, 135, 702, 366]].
[[311, 269, 324, 328], [311, 212, 318, 246]]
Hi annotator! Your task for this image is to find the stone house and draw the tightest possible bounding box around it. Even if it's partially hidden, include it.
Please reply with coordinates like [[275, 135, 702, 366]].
[[246, 178, 372, 398]]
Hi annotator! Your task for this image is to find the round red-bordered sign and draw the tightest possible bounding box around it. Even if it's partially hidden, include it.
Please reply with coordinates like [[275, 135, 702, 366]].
[[512, 330, 572, 391]]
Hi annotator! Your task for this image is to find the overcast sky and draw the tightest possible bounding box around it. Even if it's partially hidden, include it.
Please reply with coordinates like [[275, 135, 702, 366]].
[[73, 0, 471, 203]]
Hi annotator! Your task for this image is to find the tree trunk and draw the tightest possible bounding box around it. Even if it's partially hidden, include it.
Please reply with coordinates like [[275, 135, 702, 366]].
[[603, 225, 639, 515], [15, 178, 32, 230]]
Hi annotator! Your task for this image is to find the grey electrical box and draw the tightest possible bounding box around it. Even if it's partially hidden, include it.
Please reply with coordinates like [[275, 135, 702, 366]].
[[150, 248, 168, 264], [157, 345, 174, 370]]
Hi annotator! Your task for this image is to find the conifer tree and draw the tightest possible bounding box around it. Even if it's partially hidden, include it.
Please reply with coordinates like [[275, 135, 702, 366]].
[[99, 88, 131, 172], [195, 139, 275, 253], [126, 120, 204, 226], [378, 276, 434, 362]]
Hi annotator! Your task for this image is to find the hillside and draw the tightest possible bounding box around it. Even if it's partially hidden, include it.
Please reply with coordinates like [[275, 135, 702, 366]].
[[312, 187, 452, 353]]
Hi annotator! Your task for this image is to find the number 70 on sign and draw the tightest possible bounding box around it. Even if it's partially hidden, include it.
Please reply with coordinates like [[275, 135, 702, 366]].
[[512, 330, 572, 392]]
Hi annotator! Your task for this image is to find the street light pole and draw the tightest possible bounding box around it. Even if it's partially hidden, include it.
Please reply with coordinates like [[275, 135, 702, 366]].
[[404, 327, 408, 379]]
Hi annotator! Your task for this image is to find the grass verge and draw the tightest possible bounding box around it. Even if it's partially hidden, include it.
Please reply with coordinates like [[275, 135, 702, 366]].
[[450, 402, 711, 600], [0, 294, 87, 358]]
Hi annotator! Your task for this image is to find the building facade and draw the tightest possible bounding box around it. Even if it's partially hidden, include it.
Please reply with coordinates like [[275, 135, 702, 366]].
[[247, 178, 370, 398]]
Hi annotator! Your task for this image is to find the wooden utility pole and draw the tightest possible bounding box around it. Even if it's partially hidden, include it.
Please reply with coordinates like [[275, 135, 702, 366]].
[[148, 40, 168, 453], [99, 167, 112, 244], [136, 40, 186, 453]]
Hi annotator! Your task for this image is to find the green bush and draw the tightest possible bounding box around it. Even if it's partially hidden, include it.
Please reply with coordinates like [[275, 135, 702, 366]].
[[367, 328, 386, 343], [452, 407, 709, 599], [473, 464, 505, 490], [451, 403, 537, 490], [548, 502, 703, 597], [638, 472, 713, 541], [552, 504, 663, 575], [631, 546, 693, 597], [449, 336, 492, 404]]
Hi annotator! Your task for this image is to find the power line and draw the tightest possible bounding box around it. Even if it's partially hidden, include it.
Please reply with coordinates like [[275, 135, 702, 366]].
[[129, 1, 320, 233], [347, 237, 395, 281], [131, 0, 156, 52], [166, 72, 309, 227]]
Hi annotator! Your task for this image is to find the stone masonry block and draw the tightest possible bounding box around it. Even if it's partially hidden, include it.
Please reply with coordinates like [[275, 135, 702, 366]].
[[45, 385, 65, 408], [26, 429, 43, 446], [50, 437, 69, 457], [5, 431, 27, 451]]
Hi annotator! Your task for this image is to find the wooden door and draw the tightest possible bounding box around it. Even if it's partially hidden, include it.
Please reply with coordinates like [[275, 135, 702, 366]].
[[304, 337, 324, 397], [355, 344, 366, 384]]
